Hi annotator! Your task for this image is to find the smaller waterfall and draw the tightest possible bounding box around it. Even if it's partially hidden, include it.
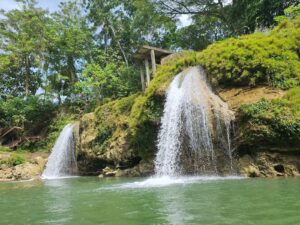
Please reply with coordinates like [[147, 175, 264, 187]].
[[42, 124, 77, 179]]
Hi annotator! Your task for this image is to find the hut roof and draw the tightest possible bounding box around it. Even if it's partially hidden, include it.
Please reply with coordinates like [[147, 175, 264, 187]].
[[133, 45, 173, 62]]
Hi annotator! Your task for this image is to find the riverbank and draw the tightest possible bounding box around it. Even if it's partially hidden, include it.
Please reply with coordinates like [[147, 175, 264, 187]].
[[0, 151, 48, 181]]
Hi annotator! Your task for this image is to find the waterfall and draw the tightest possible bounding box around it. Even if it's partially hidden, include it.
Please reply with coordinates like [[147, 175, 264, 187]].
[[42, 124, 77, 179], [155, 67, 234, 177]]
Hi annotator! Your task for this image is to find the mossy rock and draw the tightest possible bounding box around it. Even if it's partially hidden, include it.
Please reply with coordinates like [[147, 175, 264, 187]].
[[82, 16, 300, 167]]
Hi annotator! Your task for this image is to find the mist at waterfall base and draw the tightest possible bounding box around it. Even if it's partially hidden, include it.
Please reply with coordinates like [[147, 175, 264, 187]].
[[42, 124, 78, 179], [119, 66, 241, 189]]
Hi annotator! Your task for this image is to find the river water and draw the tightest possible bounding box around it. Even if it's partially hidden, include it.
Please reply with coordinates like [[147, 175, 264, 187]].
[[0, 176, 299, 225]]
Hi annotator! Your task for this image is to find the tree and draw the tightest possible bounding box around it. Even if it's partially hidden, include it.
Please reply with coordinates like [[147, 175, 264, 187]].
[[228, 0, 299, 34], [74, 48, 139, 111], [45, 1, 93, 98], [86, 0, 176, 62], [175, 14, 228, 50], [151, 0, 299, 50], [0, 0, 48, 97]]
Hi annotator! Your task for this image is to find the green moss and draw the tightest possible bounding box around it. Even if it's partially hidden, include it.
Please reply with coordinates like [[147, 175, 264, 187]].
[[92, 94, 138, 155], [238, 87, 300, 147], [197, 16, 300, 88]]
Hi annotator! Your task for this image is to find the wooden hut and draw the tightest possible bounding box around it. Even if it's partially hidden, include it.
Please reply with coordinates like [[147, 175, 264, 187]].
[[134, 45, 173, 91]]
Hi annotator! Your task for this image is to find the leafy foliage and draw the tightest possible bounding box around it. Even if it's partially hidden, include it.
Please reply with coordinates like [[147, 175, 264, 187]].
[[197, 16, 300, 88], [0, 96, 57, 134], [0, 0, 48, 97], [238, 87, 300, 147], [0, 154, 26, 167], [152, 0, 298, 50], [74, 50, 140, 111]]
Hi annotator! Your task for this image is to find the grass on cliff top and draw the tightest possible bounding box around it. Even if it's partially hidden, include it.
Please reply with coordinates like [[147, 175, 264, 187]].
[[198, 16, 300, 89]]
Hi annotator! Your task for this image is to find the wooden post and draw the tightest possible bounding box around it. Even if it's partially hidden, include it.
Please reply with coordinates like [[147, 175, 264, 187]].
[[140, 67, 145, 91], [145, 58, 150, 87], [150, 49, 156, 75]]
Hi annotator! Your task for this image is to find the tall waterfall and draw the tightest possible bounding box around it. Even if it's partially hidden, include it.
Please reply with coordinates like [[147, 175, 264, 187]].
[[155, 67, 234, 177], [42, 124, 77, 179]]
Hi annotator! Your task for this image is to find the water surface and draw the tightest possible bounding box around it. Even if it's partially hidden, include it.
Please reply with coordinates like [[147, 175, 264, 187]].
[[0, 176, 299, 225]]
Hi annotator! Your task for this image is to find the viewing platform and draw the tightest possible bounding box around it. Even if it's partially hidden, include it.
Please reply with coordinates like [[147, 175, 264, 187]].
[[134, 45, 173, 91]]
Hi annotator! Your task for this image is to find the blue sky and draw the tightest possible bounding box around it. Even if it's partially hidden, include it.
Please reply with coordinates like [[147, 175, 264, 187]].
[[0, 0, 192, 27], [0, 0, 66, 12]]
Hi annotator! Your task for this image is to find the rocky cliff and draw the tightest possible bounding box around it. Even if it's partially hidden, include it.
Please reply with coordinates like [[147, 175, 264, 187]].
[[77, 16, 300, 178]]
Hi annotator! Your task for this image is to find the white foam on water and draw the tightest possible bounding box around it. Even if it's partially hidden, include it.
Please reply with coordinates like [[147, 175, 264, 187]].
[[106, 175, 245, 190], [42, 175, 79, 180]]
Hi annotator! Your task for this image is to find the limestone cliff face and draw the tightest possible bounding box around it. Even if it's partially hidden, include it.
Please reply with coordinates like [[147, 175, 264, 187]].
[[78, 83, 300, 178], [217, 86, 285, 111], [77, 50, 299, 178], [77, 96, 149, 176], [217, 87, 300, 177]]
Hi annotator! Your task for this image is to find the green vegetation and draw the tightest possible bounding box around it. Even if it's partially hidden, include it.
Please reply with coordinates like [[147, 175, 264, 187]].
[[238, 88, 300, 147], [0, 154, 26, 167], [92, 94, 138, 155], [0, 96, 56, 132], [0, 96, 57, 150], [90, 11, 300, 160], [153, 0, 298, 50], [198, 11, 300, 88], [0, 0, 299, 155]]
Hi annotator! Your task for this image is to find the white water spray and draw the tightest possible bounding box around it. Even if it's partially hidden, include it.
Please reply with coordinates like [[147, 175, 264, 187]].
[[42, 124, 77, 179], [155, 67, 234, 177]]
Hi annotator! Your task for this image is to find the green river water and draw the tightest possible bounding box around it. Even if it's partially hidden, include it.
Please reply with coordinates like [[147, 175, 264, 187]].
[[0, 176, 299, 225]]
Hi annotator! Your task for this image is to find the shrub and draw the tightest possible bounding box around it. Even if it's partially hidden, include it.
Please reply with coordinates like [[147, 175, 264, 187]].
[[197, 16, 300, 88], [6, 155, 26, 166], [238, 87, 300, 147], [0, 96, 57, 135]]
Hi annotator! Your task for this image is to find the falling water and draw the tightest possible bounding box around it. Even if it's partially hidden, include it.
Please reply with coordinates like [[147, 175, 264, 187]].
[[42, 124, 78, 179], [155, 67, 234, 177]]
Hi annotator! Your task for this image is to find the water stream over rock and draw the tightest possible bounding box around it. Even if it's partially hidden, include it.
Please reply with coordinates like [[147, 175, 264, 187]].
[[42, 124, 77, 179], [155, 66, 235, 176]]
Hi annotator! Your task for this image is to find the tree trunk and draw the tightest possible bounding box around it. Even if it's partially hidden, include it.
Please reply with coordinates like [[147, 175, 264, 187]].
[[25, 56, 30, 96], [67, 56, 77, 84], [108, 23, 128, 66]]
